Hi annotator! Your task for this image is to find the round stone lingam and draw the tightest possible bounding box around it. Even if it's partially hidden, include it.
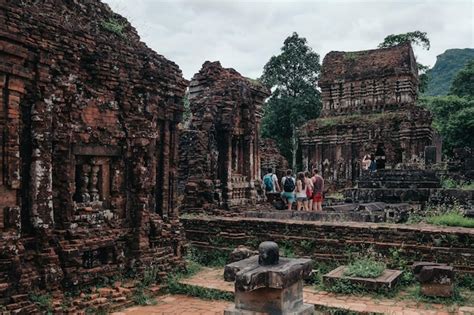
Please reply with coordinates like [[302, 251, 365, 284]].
[[258, 241, 279, 266]]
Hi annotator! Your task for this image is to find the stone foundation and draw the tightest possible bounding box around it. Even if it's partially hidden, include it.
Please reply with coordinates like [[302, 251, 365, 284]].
[[182, 216, 474, 273]]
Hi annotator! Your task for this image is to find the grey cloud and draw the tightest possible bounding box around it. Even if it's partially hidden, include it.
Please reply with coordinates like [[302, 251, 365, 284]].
[[104, 0, 473, 80]]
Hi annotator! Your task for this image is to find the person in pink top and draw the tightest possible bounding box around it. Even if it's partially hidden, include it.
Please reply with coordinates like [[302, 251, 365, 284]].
[[311, 168, 324, 212]]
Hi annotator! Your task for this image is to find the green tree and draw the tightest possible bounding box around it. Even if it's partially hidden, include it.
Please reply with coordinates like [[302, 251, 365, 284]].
[[378, 31, 430, 50], [419, 95, 474, 155], [260, 32, 322, 169], [450, 59, 474, 98], [378, 31, 430, 92]]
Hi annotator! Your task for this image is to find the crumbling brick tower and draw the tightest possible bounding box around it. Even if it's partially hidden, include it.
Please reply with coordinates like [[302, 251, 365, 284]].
[[179, 61, 270, 212], [299, 43, 434, 189], [0, 0, 187, 303]]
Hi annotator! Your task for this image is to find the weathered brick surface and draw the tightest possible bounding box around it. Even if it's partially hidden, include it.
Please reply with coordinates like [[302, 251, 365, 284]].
[[299, 43, 434, 189], [179, 61, 270, 212], [182, 217, 474, 273], [260, 138, 289, 180], [0, 0, 186, 311]]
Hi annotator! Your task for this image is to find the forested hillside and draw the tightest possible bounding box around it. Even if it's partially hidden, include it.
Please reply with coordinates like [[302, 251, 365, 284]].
[[424, 48, 474, 96]]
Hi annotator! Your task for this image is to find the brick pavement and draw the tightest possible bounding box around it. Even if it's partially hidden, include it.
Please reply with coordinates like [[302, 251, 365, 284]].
[[111, 294, 231, 315], [179, 267, 474, 315], [114, 268, 474, 314]]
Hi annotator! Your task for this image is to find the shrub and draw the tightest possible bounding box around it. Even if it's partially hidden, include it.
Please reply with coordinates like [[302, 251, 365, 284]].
[[343, 258, 385, 278], [30, 294, 53, 314]]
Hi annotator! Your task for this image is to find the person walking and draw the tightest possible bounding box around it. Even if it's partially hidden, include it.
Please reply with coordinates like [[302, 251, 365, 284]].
[[281, 169, 296, 210], [263, 167, 280, 193], [304, 171, 313, 211], [311, 168, 324, 212], [295, 172, 308, 211]]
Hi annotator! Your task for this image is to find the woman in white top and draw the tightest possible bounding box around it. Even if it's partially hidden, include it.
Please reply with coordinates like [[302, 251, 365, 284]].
[[295, 172, 308, 211]]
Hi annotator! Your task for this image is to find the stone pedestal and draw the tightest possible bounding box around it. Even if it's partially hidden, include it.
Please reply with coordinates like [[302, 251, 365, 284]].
[[224, 242, 313, 315], [413, 262, 455, 297]]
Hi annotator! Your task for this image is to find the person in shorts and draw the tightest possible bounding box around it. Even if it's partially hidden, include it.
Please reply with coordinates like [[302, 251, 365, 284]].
[[263, 167, 280, 193], [311, 168, 324, 212], [295, 172, 308, 211], [281, 169, 296, 210]]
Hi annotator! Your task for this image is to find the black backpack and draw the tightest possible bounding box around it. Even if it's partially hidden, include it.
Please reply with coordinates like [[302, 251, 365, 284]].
[[283, 176, 295, 192]]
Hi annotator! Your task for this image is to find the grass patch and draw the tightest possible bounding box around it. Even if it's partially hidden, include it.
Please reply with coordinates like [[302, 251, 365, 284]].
[[426, 212, 474, 228], [440, 177, 474, 190], [404, 284, 467, 306], [186, 246, 228, 267], [166, 275, 233, 301], [165, 257, 231, 301], [131, 265, 160, 306], [407, 201, 473, 228], [343, 258, 386, 278]]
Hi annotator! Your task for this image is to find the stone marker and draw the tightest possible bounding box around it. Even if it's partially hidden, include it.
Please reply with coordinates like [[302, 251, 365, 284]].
[[413, 262, 455, 297], [224, 241, 314, 315]]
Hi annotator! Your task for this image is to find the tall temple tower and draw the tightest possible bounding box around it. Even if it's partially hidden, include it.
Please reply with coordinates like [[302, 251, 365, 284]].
[[299, 43, 434, 189]]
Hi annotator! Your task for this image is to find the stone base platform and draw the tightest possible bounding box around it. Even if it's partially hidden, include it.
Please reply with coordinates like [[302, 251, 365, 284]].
[[177, 267, 474, 315], [224, 303, 314, 315]]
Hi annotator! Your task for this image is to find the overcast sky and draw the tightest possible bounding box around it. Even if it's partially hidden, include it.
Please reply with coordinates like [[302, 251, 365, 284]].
[[103, 0, 473, 80]]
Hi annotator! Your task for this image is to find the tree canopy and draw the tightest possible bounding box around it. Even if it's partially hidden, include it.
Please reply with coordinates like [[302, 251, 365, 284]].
[[378, 31, 430, 92], [378, 31, 430, 50], [450, 59, 474, 98], [420, 61, 474, 155], [260, 32, 322, 169]]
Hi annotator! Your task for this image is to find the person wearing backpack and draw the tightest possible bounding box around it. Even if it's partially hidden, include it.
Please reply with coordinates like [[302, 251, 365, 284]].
[[368, 154, 377, 173], [281, 169, 296, 210], [263, 167, 280, 193]]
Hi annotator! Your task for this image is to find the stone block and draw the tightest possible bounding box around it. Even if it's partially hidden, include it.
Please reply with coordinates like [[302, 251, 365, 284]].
[[413, 262, 455, 297], [323, 266, 402, 292]]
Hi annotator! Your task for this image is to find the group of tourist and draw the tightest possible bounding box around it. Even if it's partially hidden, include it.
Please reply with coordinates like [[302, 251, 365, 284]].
[[362, 153, 386, 173], [263, 168, 324, 211]]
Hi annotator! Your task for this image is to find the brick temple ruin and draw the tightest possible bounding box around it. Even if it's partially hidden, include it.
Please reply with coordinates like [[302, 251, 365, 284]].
[[179, 61, 270, 212], [299, 43, 436, 189], [0, 0, 187, 309]]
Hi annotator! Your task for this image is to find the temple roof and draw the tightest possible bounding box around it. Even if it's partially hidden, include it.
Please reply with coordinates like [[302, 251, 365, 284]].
[[319, 42, 418, 85]]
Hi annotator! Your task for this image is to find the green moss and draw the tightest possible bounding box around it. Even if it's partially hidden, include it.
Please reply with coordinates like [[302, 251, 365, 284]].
[[343, 258, 386, 278], [344, 52, 358, 61], [100, 18, 127, 37]]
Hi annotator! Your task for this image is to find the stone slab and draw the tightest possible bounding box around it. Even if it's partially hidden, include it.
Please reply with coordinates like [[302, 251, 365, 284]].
[[323, 266, 402, 291], [224, 302, 314, 315]]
